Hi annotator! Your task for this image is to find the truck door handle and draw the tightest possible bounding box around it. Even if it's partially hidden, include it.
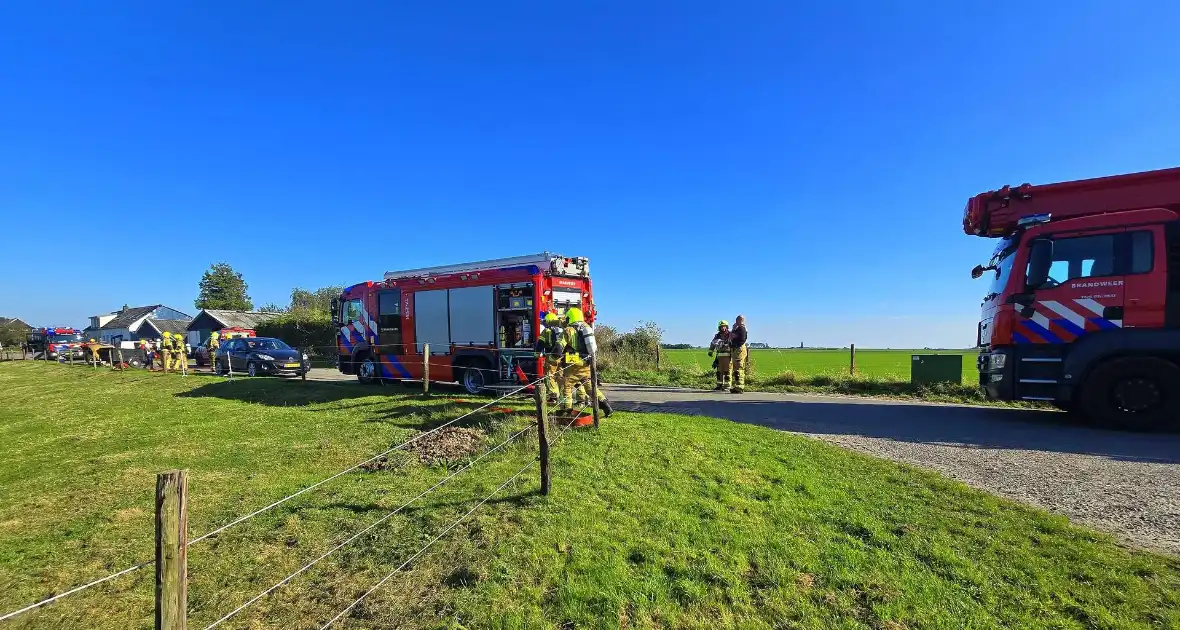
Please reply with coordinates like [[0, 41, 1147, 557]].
[[1103, 306, 1124, 320]]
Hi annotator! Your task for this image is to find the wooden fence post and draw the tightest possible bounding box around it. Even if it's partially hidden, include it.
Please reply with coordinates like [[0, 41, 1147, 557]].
[[655, 344, 661, 369], [589, 354, 601, 430], [850, 344, 856, 375], [423, 343, 430, 394], [155, 470, 188, 630], [534, 383, 550, 495]]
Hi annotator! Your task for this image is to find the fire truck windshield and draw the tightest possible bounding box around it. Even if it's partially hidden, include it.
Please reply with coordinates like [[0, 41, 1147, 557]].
[[50, 333, 81, 343], [985, 236, 1019, 298]]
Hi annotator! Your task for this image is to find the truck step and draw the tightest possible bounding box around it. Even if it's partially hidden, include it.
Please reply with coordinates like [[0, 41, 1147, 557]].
[[1019, 378, 1059, 384], [1021, 357, 1062, 363], [1020, 396, 1056, 401]]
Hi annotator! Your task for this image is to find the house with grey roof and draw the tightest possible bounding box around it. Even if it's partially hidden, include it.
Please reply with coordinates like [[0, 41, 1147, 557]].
[[83, 304, 192, 344], [186, 309, 281, 343]]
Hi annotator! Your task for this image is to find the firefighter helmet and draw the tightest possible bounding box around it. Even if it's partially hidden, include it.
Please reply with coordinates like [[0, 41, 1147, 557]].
[[543, 312, 559, 324], [718, 320, 729, 328], [565, 307, 584, 324]]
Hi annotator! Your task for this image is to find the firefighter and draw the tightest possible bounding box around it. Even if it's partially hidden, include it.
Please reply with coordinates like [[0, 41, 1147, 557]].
[[140, 338, 154, 370], [559, 307, 612, 417], [707, 320, 732, 391], [160, 332, 173, 373], [207, 331, 220, 372], [534, 312, 565, 404], [171, 333, 187, 372], [87, 339, 101, 366], [728, 315, 749, 393]]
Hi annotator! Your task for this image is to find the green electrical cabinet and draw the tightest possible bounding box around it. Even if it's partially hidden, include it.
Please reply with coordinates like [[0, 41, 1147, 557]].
[[910, 354, 963, 385]]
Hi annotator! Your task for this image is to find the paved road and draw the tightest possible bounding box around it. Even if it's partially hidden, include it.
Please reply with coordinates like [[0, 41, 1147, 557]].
[[301, 370, 1180, 554], [604, 384, 1180, 556]]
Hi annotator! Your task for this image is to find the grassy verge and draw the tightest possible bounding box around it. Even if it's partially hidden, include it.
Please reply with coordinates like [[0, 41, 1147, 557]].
[[600, 363, 1012, 405], [2, 362, 1176, 629]]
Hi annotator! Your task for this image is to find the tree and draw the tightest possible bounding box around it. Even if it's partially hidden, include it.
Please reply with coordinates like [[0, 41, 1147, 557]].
[[258, 303, 286, 313], [0, 321, 30, 348], [288, 286, 342, 316], [195, 263, 253, 311]]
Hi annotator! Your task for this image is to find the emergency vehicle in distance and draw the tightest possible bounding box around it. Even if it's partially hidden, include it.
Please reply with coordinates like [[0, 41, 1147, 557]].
[[27, 327, 85, 360], [966, 166, 1180, 430], [332, 252, 593, 394]]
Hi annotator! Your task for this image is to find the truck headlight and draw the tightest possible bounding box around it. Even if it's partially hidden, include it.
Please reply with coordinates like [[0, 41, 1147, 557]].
[[991, 353, 1007, 370]]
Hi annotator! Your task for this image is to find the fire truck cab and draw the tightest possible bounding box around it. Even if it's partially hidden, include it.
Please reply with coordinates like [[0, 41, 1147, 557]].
[[965, 166, 1180, 430], [333, 252, 593, 394], [27, 327, 84, 361]]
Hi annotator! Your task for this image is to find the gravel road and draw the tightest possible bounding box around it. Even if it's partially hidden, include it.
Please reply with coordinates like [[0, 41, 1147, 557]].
[[603, 384, 1180, 556]]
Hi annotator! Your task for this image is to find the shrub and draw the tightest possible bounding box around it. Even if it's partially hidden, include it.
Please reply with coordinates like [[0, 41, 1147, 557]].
[[256, 313, 337, 355]]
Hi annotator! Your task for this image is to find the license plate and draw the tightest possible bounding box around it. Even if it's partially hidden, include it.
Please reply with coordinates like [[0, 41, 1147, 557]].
[[284, 362, 300, 368]]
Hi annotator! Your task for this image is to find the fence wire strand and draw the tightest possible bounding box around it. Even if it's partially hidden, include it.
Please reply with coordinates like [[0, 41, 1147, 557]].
[[319, 404, 588, 629], [202, 425, 535, 629], [0, 353, 597, 623]]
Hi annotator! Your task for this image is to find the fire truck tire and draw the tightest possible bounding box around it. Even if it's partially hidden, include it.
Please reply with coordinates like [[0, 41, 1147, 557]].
[[1078, 356, 1180, 432], [456, 358, 491, 395], [356, 353, 378, 385]]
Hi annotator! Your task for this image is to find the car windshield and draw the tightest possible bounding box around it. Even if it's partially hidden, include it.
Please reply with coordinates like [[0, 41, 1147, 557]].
[[243, 338, 291, 351], [986, 236, 1019, 297]]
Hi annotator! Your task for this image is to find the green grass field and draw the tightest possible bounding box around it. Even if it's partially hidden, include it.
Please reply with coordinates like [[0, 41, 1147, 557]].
[[1, 362, 1177, 629], [659, 348, 978, 381], [601, 348, 994, 405]]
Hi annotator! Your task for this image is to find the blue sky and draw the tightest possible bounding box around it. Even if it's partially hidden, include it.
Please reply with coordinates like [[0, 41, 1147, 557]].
[[2, 2, 1178, 348]]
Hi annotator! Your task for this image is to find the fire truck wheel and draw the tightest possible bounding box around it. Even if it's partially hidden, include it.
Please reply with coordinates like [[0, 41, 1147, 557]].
[[457, 358, 491, 395], [1079, 356, 1180, 432], [356, 354, 378, 384]]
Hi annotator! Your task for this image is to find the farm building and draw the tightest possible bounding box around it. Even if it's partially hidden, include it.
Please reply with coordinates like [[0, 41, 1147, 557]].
[[186, 309, 281, 343], [82, 304, 192, 344], [0, 317, 31, 332], [0, 317, 32, 347]]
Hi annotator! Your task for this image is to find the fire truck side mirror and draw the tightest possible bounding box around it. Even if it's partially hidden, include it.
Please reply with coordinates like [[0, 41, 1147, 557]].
[[330, 298, 340, 326], [1025, 239, 1054, 289]]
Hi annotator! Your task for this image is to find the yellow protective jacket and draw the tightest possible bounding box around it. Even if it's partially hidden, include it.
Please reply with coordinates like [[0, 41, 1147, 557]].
[[536, 326, 565, 358]]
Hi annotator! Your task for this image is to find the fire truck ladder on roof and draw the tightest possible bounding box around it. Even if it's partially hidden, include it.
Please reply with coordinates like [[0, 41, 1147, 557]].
[[383, 252, 561, 281]]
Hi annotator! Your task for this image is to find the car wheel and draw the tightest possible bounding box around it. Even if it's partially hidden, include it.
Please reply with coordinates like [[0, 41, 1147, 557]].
[[1079, 356, 1180, 431], [460, 359, 491, 395], [127, 356, 143, 369], [356, 354, 378, 384], [214, 359, 225, 376], [247, 361, 259, 377]]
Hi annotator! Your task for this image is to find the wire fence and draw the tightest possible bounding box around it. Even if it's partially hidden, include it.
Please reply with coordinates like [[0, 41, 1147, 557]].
[[1, 354, 604, 628]]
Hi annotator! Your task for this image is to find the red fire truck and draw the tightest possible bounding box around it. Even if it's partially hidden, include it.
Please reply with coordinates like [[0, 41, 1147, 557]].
[[27, 327, 85, 361], [966, 166, 1180, 430], [333, 252, 594, 394]]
